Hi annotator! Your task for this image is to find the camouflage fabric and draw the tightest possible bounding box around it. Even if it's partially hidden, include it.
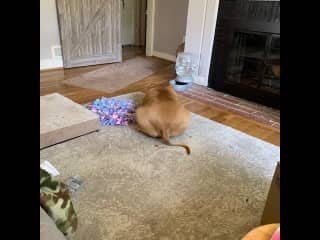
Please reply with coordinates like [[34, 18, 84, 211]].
[[40, 168, 78, 236]]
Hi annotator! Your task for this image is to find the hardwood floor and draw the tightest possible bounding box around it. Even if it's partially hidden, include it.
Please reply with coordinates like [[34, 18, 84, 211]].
[[40, 57, 280, 146]]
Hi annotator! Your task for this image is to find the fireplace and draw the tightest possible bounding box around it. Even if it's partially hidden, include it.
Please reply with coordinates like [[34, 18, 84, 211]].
[[208, 0, 280, 109]]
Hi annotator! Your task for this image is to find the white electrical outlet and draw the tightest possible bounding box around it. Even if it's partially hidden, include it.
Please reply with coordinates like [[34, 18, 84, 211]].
[[51, 45, 62, 58]]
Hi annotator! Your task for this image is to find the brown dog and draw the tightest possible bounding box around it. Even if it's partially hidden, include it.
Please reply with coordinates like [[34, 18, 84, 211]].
[[135, 85, 191, 154]]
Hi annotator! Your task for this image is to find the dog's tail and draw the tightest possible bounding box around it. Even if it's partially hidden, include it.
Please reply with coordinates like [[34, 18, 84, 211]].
[[160, 129, 191, 155]]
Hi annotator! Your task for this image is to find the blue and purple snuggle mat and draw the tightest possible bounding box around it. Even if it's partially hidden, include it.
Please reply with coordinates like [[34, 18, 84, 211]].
[[87, 97, 136, 126]]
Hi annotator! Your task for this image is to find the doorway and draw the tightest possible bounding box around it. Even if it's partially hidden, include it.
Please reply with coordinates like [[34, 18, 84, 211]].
[[121, 0, 147, 60]]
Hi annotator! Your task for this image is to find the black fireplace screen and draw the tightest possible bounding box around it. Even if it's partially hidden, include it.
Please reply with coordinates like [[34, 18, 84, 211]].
[[226, 31, 280, 95], [208, 0, 280, 108]]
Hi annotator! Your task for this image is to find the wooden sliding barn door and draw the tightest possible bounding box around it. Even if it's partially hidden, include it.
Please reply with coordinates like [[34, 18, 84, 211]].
[[56, 0, 122, 68]]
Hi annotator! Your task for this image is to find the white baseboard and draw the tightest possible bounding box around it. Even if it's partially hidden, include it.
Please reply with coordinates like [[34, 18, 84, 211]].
[[153, 51, 176, 62], [193, 75, 207, 86], [40, 57, 63, 70]]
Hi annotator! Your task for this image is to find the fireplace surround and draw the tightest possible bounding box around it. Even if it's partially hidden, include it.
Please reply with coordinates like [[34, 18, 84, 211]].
[[208, 0, 280, 109]]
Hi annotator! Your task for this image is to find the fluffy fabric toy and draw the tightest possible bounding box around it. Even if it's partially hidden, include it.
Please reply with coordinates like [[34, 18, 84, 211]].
[[87, 97, 136, 126]]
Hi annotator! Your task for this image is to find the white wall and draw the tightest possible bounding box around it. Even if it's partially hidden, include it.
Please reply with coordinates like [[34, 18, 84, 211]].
[[184, 0, 220, 86], [121, 0, 146, 46], [121, 0, 136, 45], [40, 0, 63, 69], [153, 0, 189, 60]]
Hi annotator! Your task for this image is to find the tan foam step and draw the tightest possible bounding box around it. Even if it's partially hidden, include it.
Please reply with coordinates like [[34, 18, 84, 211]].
[[40, 93, 101, 149]]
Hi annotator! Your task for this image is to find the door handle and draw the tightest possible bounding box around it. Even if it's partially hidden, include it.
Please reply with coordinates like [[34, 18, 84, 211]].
[[122, 0, 125, 8]]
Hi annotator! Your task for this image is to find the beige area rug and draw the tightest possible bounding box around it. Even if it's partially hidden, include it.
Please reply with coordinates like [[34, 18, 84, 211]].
[[40, 92, 280, 240], [63, 56, 171, 93]]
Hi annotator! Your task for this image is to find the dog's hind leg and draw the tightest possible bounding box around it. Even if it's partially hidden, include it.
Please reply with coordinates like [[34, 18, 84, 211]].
[[135, 108, 159, 138]]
